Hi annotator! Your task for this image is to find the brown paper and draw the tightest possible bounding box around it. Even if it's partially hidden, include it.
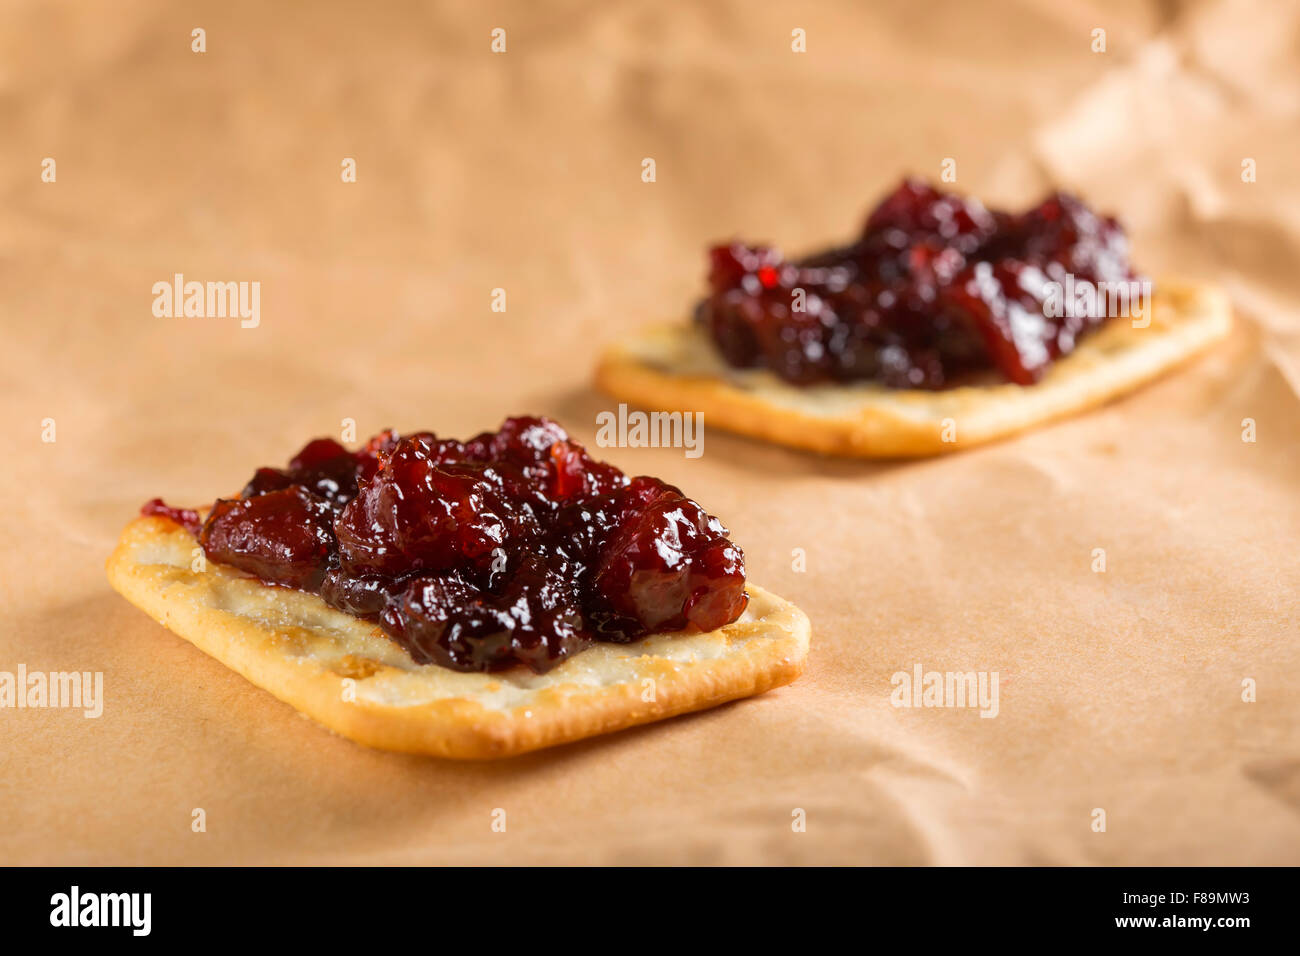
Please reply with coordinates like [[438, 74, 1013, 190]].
[[2, 0, 1297, 865]]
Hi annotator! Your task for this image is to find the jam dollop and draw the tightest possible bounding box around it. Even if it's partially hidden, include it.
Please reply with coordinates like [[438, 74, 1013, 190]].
[[142, 418, 748, 673], [696, 178, 1136, 388]]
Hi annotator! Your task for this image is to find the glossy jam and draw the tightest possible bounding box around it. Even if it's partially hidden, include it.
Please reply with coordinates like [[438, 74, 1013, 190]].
[[143, 418, 748, 673], [696, 179, 1136, 388]]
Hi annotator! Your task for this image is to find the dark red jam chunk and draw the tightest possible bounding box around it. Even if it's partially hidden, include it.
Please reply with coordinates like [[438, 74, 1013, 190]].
[[144, 417, 747, 673], [242, 437, 369, 510], [199, 487, 336, 591], [141, 498, 203, 537], [587, 477, 747, 638], [335, 439, 516, 578], [696, 178, 1136, 389]]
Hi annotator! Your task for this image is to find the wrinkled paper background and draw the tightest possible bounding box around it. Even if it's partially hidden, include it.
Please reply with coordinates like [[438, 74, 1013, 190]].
[[2, 0, 1298, 864]]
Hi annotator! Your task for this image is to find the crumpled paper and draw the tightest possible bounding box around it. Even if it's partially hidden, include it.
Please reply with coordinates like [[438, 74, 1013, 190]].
[[2, 0, 1297, 864]]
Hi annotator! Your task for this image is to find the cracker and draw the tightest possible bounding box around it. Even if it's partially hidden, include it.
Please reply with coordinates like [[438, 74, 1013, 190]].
[[106, 516, 810, 759], [595, 279, 1231, 457]]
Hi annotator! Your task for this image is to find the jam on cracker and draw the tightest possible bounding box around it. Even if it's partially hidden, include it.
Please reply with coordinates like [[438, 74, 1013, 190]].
[[143, 418, 747, 674], [696, 178, 1137, 389]]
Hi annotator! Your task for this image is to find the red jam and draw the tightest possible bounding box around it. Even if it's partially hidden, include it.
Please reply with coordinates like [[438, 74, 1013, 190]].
[[142, 418, 748, 673], [696, 178, 1137, 388]]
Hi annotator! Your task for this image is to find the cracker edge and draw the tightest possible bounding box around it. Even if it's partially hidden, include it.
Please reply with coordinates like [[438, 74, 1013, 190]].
[[106, 516, 811, 759], [594, 279, 1232, 458]]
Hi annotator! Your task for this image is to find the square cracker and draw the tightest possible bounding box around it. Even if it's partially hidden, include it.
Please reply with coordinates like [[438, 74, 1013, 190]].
[[595, 279, 1232, 457], [106, 516, 810, 759]]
